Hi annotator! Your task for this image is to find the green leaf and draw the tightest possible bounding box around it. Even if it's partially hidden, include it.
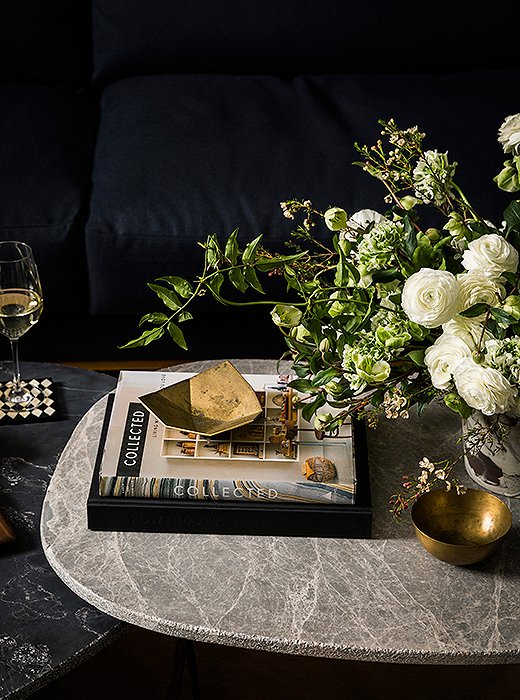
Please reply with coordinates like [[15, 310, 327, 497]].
[[178, 311, 193, 322], [206, 272, 224, 297], [406, 349, 425, 366], [301, 394, 326, 422], [311, 367, 341, 386], [119, 326, 165, 349], [148, 283, 181, 310], [155, 276, 193, 298], [459, 303, 489, 318], [205, 234, 221, 267], [372, 268, 400, 283], [404, 219, 417, 257], [167, 321, 187, 350], [502, 271, 518, 286], [244, 266, 264, 294], [490, 307, 517, 326], [228, 267, 248, 292], [287, 378, 317, 394], [224, 228, 240, 264], [504, 200, 520, 233], [139, 312, 168, 327], [255, 252, 306, 271], [242, 234, 263, 264]]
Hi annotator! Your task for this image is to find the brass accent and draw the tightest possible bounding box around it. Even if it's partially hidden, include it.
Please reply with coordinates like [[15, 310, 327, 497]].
[[411, 488, 512, 566], [0, 510, 15, 545], [138, 361, 262, 437]]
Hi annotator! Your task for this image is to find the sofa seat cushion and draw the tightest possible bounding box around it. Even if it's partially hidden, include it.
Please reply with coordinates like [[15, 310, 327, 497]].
[[86, 71, 519, 316], [0, 84, 97, 311]]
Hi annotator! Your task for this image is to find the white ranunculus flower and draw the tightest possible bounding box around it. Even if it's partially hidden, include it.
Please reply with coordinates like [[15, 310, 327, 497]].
[[457, 271, 505, 314], [424, 333, 473, 390], [442, 315, 490, 352], [453, 359, 516, 415], [401, 268, 460, 328], [461, 233, 518, 277], [348, 209, 387, 227], [498, 113, 520, 155]]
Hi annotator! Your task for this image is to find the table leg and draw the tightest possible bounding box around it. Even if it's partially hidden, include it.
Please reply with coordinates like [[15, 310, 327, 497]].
[[168, 638, 200, 700]]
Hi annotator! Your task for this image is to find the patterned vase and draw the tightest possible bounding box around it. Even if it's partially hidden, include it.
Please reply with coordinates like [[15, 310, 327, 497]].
[[463, 411, 520, 497]]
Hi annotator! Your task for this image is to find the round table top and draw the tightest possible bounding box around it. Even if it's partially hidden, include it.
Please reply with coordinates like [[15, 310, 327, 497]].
[[41, 359, 520, 665], [0, 362, 120, 700]]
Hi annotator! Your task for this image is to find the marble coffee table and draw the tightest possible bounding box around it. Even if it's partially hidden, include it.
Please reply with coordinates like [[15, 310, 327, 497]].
[[0, 362, 120, 700], [41, 360, 520, 665]]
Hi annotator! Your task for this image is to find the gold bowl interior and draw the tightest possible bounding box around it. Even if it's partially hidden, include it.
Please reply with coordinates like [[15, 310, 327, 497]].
[[138, 360, 262, 436], [411, 488, 512, 566]]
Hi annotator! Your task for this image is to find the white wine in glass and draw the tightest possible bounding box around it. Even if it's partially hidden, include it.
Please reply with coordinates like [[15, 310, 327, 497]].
[[0, 242, 43, 405]]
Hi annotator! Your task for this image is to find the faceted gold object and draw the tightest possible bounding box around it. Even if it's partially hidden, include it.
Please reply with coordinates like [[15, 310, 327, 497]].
[[411, 488, 512, 566], [138, 360, 262, 437]]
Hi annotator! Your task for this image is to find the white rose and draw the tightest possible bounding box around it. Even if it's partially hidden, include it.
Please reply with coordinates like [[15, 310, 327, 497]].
[[442, 316, 491, 352], [348, 209, 387, 227], [457, 271, 505, 315], [462, 234, 518, 277], [401, 268, 460, 328], [424, 333, 473, 390], [453, 359, 516, 415], [498, 113, 520, 155]]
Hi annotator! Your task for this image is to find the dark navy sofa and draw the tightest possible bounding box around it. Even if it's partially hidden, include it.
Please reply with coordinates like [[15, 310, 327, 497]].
[[2, 1, 520, 362]]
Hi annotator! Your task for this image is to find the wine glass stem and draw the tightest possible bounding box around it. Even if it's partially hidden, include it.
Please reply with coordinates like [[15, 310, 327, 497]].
[[10, 339, 21, 389]]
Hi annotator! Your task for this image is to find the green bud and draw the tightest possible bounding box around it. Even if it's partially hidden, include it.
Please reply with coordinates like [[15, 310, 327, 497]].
[[399, 195, 421, 211], [503, 295, 520, 321], [319, 338, 330, 352], [352, 353, 391, 383], [494, 159, 520, 193], [290, 324, 312, 342], [424, 227, 440, 242], [313, 412, 334, 431], [271, 304, 302, 328], [324, 207, 348, 231], [443, 212, 471, 242]]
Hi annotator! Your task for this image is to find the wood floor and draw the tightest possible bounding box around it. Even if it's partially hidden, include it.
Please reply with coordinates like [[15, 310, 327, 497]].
[[30, 625, 520, 700]]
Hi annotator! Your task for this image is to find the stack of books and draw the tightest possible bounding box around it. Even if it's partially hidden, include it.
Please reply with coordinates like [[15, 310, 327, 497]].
[[87, 368, 372, 537]]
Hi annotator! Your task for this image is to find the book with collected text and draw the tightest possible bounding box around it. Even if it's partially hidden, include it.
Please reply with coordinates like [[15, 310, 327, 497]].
[[97, 369, 359, 505]]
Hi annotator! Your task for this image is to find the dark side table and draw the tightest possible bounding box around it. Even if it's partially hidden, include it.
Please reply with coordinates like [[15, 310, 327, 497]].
[[0, 361, 120, 699]]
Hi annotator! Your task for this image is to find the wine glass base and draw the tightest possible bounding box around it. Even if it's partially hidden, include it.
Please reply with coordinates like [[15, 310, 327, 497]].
[[0, 377, 57, 422], [4, 383, 33, 407]]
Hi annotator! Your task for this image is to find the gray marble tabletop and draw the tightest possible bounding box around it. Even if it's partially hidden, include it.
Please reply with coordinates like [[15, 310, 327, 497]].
[[41, 359, 520, 665], [0, 362, 121, 700]]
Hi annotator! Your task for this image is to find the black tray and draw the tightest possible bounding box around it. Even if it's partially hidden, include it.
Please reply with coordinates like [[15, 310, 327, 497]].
[[87, 395, 372, 538]]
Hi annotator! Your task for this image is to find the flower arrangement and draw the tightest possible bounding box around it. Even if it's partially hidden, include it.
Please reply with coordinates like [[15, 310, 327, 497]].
[[123, 113, 520, 519]]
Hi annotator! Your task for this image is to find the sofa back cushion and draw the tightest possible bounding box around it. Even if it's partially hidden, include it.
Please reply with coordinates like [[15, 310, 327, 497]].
[[92, 0, 519, 85], [0, 1, 91, 87]]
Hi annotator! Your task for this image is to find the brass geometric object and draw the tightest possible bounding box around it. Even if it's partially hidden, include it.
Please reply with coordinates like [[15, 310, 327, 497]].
[[138, 360, 262, 436], [411, 487, 512, 566]]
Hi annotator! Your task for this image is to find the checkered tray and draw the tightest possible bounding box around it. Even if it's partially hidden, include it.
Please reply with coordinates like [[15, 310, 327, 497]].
[[0, 377, 57, 423]]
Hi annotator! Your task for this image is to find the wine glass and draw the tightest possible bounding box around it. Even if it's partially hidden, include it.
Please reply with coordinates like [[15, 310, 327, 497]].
[[0, 242, 43, 406]]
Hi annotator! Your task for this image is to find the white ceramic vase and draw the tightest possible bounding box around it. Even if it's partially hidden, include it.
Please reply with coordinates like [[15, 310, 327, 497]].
[[463, 411, 520, 497]]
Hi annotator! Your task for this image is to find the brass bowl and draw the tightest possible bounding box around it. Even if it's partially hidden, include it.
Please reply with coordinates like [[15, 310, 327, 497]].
[[138, 360, 262, 436], [411, 488, 512, 566]]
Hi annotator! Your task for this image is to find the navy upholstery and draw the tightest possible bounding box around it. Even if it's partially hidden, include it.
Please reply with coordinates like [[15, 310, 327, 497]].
[[0, 1, 519, 360], [0, 85, 96, 312], [86, 71, 518, 316]]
